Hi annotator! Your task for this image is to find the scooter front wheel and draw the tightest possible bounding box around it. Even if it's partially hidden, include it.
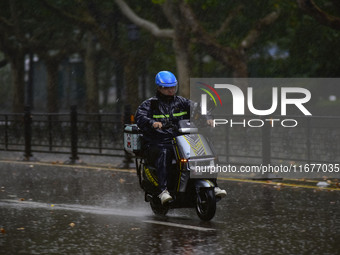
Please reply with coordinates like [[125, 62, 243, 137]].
[[150, 198, 169, 216], [196, 188, 216, 221]]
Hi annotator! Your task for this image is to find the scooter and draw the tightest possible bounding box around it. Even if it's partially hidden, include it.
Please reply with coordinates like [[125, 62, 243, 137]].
[[124, 119, 220, 221]]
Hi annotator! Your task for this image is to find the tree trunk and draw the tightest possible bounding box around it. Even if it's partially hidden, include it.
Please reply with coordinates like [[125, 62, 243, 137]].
[[85, 33, 99, 113], [101, 61, 112, 108], [173, 34, 191, 98], [10, 52, 25, 113], [124, 56, 139, 113], [162, 0, 191, 98], [46, 60, 59, 113]]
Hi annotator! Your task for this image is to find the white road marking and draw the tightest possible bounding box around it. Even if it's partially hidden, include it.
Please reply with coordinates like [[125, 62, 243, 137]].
[[143, 220, 216, 231]]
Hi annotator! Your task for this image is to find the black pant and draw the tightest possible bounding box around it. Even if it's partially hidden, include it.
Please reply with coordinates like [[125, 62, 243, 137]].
[[144, 143, 174, 192]]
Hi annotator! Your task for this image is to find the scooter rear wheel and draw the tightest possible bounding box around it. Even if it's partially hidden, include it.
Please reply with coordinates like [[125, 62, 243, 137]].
[[196, 188, 216, 221]]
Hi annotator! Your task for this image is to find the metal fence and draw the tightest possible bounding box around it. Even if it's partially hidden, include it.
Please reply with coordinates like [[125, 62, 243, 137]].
[[0, 106, 126, 162], [208, 115, 340, 165], [0, 107, 339, 166]]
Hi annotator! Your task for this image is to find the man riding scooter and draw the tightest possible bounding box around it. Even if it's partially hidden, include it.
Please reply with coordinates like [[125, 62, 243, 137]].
[[135, 70, 227, 205]]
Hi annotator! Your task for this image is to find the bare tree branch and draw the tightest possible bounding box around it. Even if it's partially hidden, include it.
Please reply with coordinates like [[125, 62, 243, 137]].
[[114, 0, 174, 38], [0, 16, 12, 29], [178, 1, 235, 67], [215, 5, 244, 37], [41, 0, 97, 27], [297, 0, 340, 30], [241, 10, 280, 50], [161, 0, 181, 29], [179, 1, 280, 78]]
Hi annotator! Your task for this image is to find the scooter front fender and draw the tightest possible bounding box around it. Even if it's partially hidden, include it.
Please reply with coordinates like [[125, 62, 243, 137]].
[[194, 179, 215, 189]]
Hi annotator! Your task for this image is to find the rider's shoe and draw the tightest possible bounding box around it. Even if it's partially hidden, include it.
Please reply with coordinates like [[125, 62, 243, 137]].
[[158, 189, 173, 205], [214, 187, 227, 198]]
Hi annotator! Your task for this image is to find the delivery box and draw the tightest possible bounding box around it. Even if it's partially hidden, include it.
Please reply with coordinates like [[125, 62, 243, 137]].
[[124, 124, 142, 154]]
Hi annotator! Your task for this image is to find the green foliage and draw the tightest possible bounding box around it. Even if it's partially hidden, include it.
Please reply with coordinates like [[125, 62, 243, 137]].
[[0, 0, 340, 112]]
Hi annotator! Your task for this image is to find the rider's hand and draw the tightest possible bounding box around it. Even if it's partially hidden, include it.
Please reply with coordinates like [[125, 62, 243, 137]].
[[207, 119, 214, 127], [153, 122, 163, 129]]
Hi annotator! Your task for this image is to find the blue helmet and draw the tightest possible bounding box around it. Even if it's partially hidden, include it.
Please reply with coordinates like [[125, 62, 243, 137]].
[[155, 71, 177, 87]]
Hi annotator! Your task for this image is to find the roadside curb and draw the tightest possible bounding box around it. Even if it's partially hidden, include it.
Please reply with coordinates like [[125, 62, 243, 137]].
[[0, 159, 135, 173], [218, 177, 340, 191]]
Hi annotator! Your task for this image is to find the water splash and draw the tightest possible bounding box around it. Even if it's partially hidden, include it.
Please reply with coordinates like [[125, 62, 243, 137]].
[[0, 199, 149, 218]]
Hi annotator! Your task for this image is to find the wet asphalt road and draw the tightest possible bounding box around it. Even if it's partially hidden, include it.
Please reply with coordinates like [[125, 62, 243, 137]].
[[0, 161, 339, 255]]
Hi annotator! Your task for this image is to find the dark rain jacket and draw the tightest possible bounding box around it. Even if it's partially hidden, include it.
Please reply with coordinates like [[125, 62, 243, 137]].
[[135, 91, 191, 144]]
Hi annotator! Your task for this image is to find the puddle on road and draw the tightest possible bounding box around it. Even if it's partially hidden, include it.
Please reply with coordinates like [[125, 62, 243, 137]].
[[0, 198, 219, 255]]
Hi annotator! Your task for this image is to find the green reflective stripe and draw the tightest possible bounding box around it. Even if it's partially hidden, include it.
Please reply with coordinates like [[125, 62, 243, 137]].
[[173, 111, 187, 117], [152, 111, 187, 119], [153, 114, 168, 118]]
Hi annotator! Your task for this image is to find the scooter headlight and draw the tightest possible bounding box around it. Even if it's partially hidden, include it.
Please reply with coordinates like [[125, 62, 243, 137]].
[[189, 159, 215, 173]]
